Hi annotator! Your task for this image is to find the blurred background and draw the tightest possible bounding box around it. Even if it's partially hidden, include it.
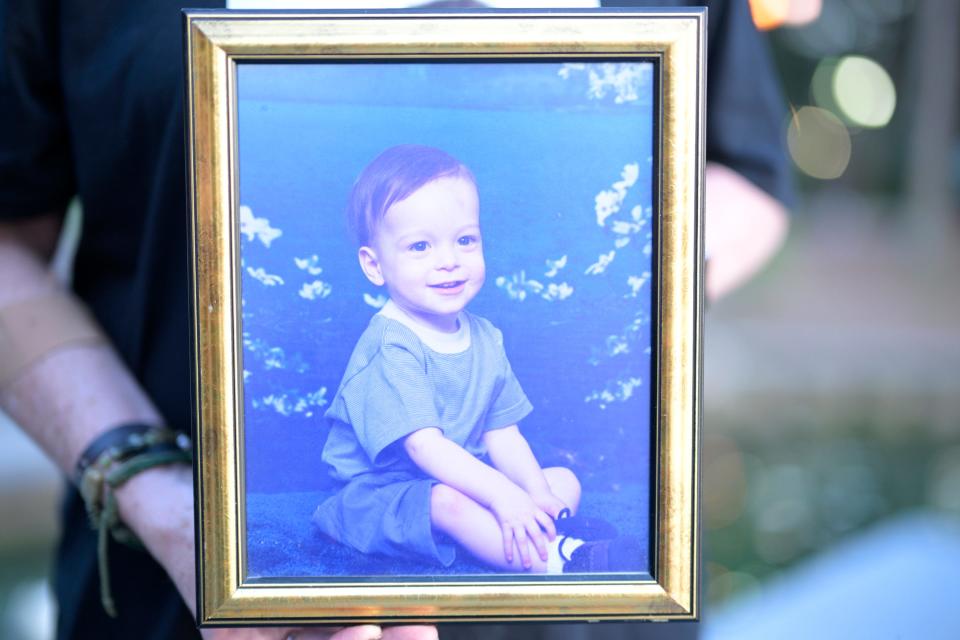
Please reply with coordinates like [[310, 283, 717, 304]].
[[2, 0, 958, 637], [700, 0, 960, 636]]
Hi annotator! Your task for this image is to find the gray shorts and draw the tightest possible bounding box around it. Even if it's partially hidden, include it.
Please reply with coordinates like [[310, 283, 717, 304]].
[[312, 470, 455, 566]]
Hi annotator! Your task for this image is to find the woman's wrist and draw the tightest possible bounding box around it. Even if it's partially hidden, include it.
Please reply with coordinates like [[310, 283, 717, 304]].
[[114, 462, 194, 551], [113, 463, 197, 613], [74, 423, 192, 544]]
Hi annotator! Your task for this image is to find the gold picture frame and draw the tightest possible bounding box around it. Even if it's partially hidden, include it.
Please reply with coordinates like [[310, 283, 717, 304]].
[[186, 7, 703, 626]]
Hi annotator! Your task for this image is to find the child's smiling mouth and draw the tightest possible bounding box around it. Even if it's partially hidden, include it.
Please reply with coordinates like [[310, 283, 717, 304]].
[[429, 280, 467, 293]]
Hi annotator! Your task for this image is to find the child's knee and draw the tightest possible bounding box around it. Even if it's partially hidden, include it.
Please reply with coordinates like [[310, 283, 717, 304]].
[[546, 466, 581, 502], [560, 467, 581, 495], [430, 483, 472, 525]]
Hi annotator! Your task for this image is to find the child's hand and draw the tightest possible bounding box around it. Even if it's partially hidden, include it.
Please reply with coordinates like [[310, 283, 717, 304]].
[[527, 489, 567, 522], [488, 485, 556, 569]]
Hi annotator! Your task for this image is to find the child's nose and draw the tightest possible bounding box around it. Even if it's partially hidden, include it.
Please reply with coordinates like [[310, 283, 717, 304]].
[[435, 244, 459, 270]]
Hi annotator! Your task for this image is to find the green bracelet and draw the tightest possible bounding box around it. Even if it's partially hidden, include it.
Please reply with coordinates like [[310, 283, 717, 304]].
[[76, 425, 192, 617]]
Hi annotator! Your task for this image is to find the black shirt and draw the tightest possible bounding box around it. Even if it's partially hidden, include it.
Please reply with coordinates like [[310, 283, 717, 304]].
[[0, 1, 791, 637]]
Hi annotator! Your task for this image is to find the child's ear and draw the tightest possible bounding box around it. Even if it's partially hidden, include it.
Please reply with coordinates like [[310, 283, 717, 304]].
[[358, 246, 385, 286]]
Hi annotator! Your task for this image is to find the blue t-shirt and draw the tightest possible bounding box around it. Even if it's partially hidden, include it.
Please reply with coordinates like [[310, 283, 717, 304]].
[[322, 310, 533, 481]]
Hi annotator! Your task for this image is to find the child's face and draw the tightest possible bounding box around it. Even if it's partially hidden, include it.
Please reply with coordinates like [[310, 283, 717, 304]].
[[359, 175, 485, 333]]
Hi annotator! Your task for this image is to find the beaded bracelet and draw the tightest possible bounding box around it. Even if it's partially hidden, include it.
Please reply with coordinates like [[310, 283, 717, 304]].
[[75, 423, 192, 617]]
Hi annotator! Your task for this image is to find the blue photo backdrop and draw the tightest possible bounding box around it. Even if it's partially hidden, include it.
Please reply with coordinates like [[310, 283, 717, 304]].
[[237, 61, 654, 578]]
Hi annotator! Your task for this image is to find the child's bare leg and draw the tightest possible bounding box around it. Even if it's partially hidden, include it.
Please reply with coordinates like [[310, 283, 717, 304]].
[[430, 483, 548, 573], [543, 466, 581, 514]]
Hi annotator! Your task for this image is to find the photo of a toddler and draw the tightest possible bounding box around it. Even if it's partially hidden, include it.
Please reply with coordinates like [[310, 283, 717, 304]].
[[236, 60, 654, 580], [313, 145, 639, 573]]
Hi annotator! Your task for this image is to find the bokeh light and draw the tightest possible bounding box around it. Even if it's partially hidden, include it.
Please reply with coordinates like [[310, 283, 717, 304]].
[[780, 0, 915, 57], [750, 464, 816, 564], [785, 0, 822, 25], [749, 0, 822, 30], [832, 55, 896, 128], [863, 0, 916, 23], [787, 106, 852, 179], [927, 446, 960, 516], [703, 435, 748, 529], [810, 57, 840, 112], [781, 1, 858, 57], [749, 0, 789, 30], [709, 568, 761, 603]]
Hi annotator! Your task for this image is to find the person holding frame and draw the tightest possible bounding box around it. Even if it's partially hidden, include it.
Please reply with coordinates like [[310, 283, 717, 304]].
[[0, 2, 789, 640]]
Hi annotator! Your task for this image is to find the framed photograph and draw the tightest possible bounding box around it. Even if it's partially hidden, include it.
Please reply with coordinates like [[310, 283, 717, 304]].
[[186, 7, 704, 626]]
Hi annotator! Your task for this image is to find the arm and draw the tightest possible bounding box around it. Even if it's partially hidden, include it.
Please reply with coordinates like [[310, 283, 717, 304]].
[[0, 214, 165, 473], [0, 218, 429, 640], [405, 426, 538, 512], [704, 162, 790, 301], [405, 427, 556, 565], [0, 215, 196, 619], [483, 425, 566, 519], [698, 0, 792, 301]]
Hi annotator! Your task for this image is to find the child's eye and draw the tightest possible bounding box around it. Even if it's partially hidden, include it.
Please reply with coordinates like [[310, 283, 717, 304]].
[[457, 235, 478, 247], [408, 241, 429, 252]]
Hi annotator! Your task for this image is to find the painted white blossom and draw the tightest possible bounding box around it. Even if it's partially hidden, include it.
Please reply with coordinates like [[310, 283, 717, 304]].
[[605, 334, 630, 357], [616, 377, 644, 401], [595, 189, 622, 227], [244, 336, 284, 370], [541, 282, 574, 302], [609, 206, 647, 247], [587, 311, 649, 366], [294, 255, 324, 275], [243, 370, 251, 381], [557, 62, 586, 79], [595, 163, 640, 227], [585, 389, 616, 408], [257, 387, 327, 418], [544, 255, 568, 278], [610, 165, 639, 202], [239, 205, 282, 247], [246, 266, 284, 286], [585, 250, 616, 275], [626, 272, 651, 297], [611, 220, 635, 235], [558, 62, 651, 105], [262, 347, 285, 370], [496, 269, 572, 302], [294, 387, 328, 418], [619, 163, 640, 188], [495, 275, 523, 301], [299, 280, 332, 300], [259, 394, 291, 416], [585, 377, 644, 409], [587, 63, 649, 104], [496, 271, 545, 302], [243, 335, 308, 374], [363, 293, 388, 309]]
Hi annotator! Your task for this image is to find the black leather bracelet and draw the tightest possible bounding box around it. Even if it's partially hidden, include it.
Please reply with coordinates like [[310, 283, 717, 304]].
[[74, 423, 189, 485], [74, 422, 192, 617]]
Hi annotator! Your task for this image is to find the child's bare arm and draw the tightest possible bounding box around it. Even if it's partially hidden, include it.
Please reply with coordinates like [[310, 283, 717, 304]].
[[404, 427, 555, 567], [483, 425, 567, 519], [405, 427, 510, 505]]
